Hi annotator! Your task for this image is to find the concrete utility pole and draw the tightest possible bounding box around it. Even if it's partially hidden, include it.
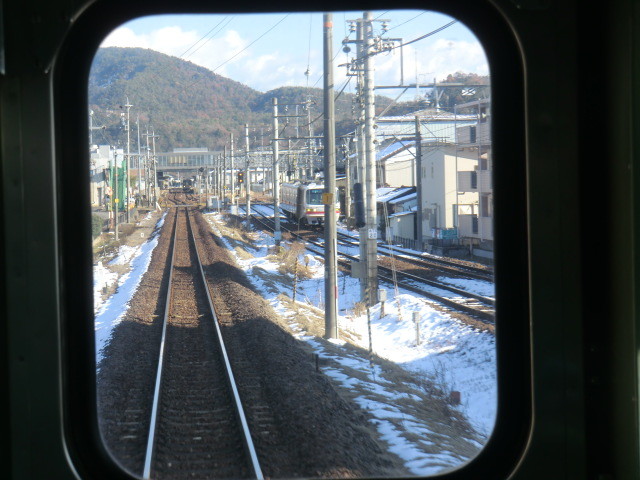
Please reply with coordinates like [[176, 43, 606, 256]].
[[230, 133, 235, 208], [145, 127, 151, 207], [136, 115, 142, 207], [307, 100, 313, 179], [323, 12, 338, 339], [223, 146, 227, 202], [150, 130, 159, 207], [114, 152, 119, 240], [124, 98, 133, 223], [272, 97, 281, 244], [415, 116, 424, 249], [245, 123, 251, 224], [363, 11, 378, 305], [355, 19, 368, 303]]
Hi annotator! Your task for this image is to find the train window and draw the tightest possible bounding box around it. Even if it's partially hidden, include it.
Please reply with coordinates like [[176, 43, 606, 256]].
[[58, 3, 527, 479]]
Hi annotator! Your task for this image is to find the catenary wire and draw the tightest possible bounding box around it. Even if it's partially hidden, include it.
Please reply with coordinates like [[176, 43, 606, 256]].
[[179, 16, 232, 59]]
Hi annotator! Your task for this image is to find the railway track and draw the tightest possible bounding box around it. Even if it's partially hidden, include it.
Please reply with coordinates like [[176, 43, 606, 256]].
[[336, 231, 493, 282], [249, 202, 493, 281], [247, 206, 495, 323], [143, 206, 263, 480]]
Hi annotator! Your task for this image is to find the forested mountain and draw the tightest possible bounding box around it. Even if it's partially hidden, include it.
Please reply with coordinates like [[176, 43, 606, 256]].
[[89, 47, 392, 152], [89, 47, 264, 151], [88, 48, 484, 152]]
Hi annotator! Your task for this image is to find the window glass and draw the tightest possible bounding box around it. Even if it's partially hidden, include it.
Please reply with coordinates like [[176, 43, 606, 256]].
[[307, 188, 324, 205], [89, 10, 494, 478]]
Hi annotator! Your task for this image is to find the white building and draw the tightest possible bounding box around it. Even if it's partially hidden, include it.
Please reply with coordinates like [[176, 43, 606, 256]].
[[89, 145, 113, 207], [377, 141, 417, 187], [454, 98, 493, 249], [419, 144, 479, 238]]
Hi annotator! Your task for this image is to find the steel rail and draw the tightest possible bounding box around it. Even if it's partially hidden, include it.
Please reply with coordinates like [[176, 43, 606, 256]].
[[186, 208, 265, 480], [249, 204, 492, 280], [336, 231, 494, 281], [248, 207, 493, 307], [248, 206, 495, 322], [304, 243, 495, 323], [143, 208, 178, 479]]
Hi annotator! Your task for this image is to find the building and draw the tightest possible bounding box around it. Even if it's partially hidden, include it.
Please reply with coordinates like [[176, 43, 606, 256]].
[[419, 144, 479, 237], [89, 145, 113, 207], [454, 98, 493, 256]]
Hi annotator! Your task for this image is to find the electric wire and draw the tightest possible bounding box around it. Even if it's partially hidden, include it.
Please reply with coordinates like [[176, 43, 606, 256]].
[[179, 16, 232, 59], [391, 20, 457, 49], [385, 11, 427, 32], [210, 14, 291, 75]]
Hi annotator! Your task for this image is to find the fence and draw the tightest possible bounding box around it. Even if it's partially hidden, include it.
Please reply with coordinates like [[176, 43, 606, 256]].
[[99, 211, 129, 232], [390, 235, 467, 252], [390, 236, 428, 252]]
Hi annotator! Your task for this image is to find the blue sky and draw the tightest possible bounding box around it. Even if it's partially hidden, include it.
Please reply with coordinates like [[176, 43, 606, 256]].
[[100, 10, 489, 98]]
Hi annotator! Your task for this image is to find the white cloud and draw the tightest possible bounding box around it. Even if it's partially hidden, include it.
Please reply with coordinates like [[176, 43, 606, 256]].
[[100, 26, 250, 77], [98, 25, 488, 94], [100, 26, 151, 49], [372, 39, 488, 88]]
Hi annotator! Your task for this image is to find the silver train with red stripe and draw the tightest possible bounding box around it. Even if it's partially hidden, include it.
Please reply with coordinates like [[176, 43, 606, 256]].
[[280, 182, 340, 225]]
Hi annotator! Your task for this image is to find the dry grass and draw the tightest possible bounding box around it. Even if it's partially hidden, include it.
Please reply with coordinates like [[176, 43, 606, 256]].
[[269, 241, 313, 280], [209, 211, 487, 464]]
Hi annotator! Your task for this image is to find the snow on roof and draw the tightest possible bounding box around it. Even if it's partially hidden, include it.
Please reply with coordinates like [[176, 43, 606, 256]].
[[388, 211, 415, 219], [377, 186, 415, 203], [388, 192, 417, 205], [375, 187, 396, 198], [377, 140, 415, 161]]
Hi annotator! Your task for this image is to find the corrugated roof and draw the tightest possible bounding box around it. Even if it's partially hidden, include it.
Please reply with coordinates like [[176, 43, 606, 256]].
[[377, 186, 415, 203], [388, 192, 417, 204], [389, 211, 415, 219]]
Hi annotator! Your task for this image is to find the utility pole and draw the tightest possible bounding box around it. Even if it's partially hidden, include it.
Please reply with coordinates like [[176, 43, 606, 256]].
[[415, 115, 424, 249], [355, 19, 369, 303], [363, 11, 378, 306], [145, 128, 151, 207], [307, 100, 313, 179], [245, 123, 251, 224], [136, 115, 142, 207], [114, 152, 119, 240], [124, 98, 132, 223], [223, 146, 227, 203], [230, 133, 235, 208], [272, 98, 282, 244], [150, 130, 159, 208], [323, 12, 338, 339]]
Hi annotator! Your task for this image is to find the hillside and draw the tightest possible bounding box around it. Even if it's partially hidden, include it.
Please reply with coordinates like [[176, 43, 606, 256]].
[[89, 47, 392, 152], [89, 47, 264, 151]]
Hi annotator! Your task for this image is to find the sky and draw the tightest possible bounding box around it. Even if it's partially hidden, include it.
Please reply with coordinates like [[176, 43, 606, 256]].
[[94, 206, 496, 476], [99, 10, 489, 97]]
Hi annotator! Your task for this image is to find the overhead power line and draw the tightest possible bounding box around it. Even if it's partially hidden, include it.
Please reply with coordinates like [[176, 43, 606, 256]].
[[182, 17, 233, 58], [393, 20, 457, 49], [179, 16, 232, 59], [210, 14, 291, 74]]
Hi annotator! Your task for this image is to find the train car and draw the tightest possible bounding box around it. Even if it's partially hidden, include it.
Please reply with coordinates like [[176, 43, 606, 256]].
[[280, 182, 340, 225], [182, 178, 194, 193], [3, 0, 640, 479]]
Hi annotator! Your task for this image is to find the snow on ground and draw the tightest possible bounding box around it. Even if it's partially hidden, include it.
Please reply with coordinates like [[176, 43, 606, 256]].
[[94, 213, 166, 364], [206, 212, 497, 475], [92, 207, 497, 476]]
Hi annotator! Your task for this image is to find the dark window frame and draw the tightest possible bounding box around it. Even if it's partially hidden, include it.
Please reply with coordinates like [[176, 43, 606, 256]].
[[55, 1, 529, 478]]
